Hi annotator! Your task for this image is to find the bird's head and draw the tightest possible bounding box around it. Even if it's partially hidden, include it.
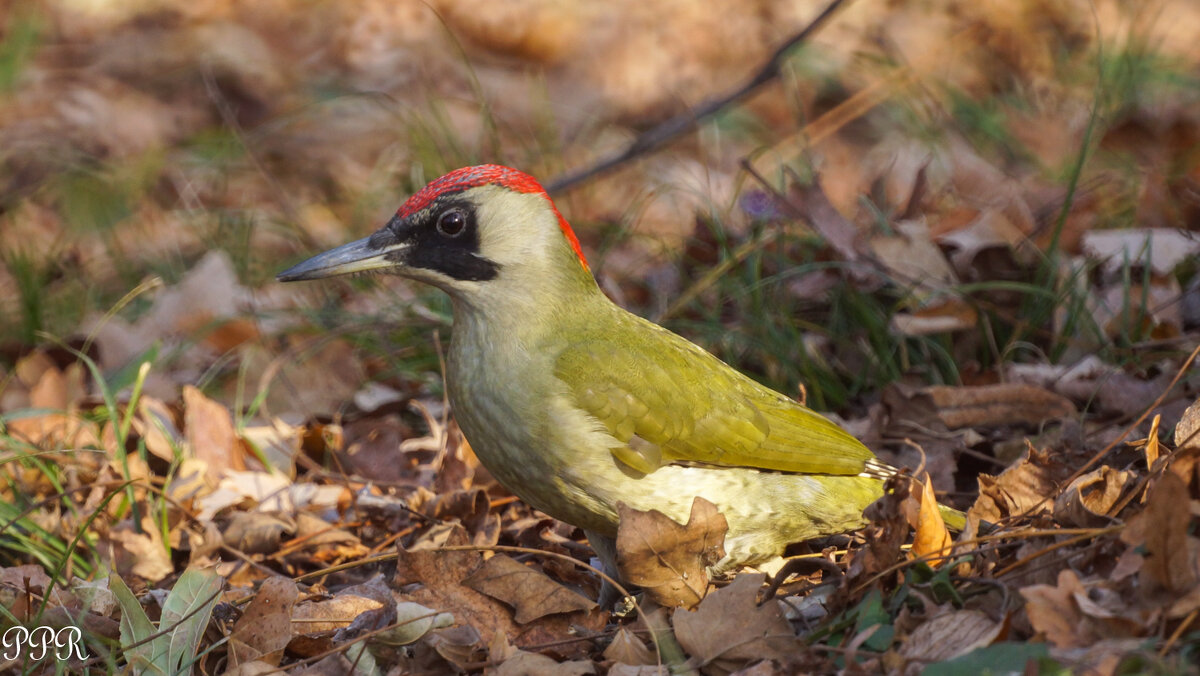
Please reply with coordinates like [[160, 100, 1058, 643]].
[[278, 165, 594, 305]]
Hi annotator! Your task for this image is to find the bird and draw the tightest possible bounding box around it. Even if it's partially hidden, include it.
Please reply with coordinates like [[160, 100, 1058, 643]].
[[278, 164, 966, 588]]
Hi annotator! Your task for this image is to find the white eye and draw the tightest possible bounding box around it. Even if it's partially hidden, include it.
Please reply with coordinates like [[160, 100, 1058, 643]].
[[436, 209, 467, 237]]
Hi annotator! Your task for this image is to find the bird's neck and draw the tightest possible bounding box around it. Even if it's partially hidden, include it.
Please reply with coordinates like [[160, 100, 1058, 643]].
[[446, 251, 606, 344]]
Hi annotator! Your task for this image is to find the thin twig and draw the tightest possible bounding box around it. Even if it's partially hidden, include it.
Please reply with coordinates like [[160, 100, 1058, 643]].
[[544, 0, 851, 195]]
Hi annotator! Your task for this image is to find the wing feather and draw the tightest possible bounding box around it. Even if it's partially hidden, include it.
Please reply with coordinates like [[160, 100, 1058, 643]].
[[554, 320, 876, 476]]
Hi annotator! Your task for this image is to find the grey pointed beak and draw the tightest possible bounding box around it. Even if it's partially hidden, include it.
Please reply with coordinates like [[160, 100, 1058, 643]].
[[277, 236, 403, 282]]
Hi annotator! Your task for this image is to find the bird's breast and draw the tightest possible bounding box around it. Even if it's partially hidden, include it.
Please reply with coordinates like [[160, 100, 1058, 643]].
[[445, 315, 619, 531]]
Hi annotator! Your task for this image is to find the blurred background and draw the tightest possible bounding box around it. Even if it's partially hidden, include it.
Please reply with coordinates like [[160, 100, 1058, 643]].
[[1, 0, 1198, 456], [3, 2, 1200, 671]]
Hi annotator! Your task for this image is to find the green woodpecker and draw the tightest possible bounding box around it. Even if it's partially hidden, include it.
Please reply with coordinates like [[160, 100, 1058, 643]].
[[279, 165, 964, 581]]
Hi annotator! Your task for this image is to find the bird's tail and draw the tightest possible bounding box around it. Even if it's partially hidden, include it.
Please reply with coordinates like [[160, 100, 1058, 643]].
[[938, 503, 967, 531], [938, 503, 997, 535]]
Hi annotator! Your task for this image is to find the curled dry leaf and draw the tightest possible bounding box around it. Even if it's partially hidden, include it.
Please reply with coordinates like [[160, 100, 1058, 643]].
[[672, 573, 796, 676], [424, 625, 485, 671], [461, 554, 596, 623], [134, 396, 183, 463], [1176, 397, 1200, 451], [848, 474, 912, 583], [970, 444, 1074, 524], [291, 574, 393, 637], [290, 512, 369, 563], [229, 576, 299, 667], [221, 511, 295, 555], [615, 497, 728, 609], [923, 384, 1076, 429], [386, 601, 454, 646], [909, 473, 952, 566], [1052, 466, 1135, 528]]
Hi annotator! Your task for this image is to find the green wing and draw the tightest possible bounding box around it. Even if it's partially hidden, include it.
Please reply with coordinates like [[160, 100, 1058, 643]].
[[554, 319, 876, 476]]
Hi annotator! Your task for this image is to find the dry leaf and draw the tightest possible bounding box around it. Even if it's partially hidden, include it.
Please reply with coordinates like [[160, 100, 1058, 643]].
[[184, 385, 245, 477], [792, 180, 864, 262], [616, 497, 728, 609], [395, 524, 604, 652], [1053, 466, 1135, 528], [672, 573, 795, 676], [898, 609, 1001, 664], [108, 517, 173, 582], [462, 554, 596, 623], [494, 650, 597, 676], [603, 627, 655, 666], [134, 396, 184, 463], [5, 411, 102, 450], [970, 444, 1073, 524], [229, 576, 298, 667], [1020, 569, 1092, 648], [1176, 397, 1200, 451], [924, 384, 1076, 429], [291, 575, 391, 636], [891, 299, 979, 336], [222, 512, 295, 554], [1140, 472, 1197, 593], [1082, 228, 1200, 277], [848, 475, 913, 583], [909, 473, 952, 566]]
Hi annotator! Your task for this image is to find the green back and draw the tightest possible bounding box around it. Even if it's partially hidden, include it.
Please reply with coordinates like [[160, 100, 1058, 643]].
[[553, 312, 877, 476]]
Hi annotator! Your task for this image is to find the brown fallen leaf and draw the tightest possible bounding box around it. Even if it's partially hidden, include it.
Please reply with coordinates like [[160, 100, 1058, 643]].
[[1139, 472, 1197, 593], [134, 396, 184, 463], [184, 385, 246, 478], [672, 573, 796, 676], [289, 512, 370, 563], [1176, 397, 1200, 451], [5, 411, 102, 450], [493, 649, 597, 676], [229, 576, 299, 667], [292, 575, 392, 636], [970, 443, 1074, 524], [462, 554, 596, 623], [395, 524, 604, 652], [221, 511, 296, 555], [1021, 569, 1148, 650], [1019, 569, 1093, 649], [924, 384, 1076, 429], [603, 626, 655, 667], [898, 609, 1002, 666], [616, 497, 727, 609], [1052, 466, 1135, 528], [891, 298, 979, 336], [108, 517, 173, 583], [847, 474, 912, 584], [418, 488, 501, 547], [424, 625, 486, 671], [29, 360, 86, 410]]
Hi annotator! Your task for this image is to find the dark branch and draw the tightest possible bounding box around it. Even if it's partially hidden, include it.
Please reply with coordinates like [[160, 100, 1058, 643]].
[[545, 0, 851, 195]]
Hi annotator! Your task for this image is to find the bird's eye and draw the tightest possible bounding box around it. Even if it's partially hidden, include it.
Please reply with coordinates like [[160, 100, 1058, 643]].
[[436, 209, 468, 238]]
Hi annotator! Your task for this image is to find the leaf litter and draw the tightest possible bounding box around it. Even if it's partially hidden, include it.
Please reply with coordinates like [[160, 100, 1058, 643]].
[[2, 0, 1200, 673]]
